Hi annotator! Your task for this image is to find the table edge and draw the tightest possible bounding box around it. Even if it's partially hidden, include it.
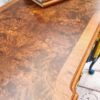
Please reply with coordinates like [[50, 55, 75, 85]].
[[55, 12, 100, 100]]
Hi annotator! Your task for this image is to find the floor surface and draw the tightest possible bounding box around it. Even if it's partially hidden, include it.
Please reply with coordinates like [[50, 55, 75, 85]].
[[77, 58, 100, 100]]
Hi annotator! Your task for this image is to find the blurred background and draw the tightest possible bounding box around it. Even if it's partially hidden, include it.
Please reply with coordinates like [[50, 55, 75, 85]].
[[0, 0, 10, 6]]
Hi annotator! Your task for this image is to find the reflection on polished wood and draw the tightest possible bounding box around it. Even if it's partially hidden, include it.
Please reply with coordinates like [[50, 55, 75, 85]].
[[0, 0, 100, 100]]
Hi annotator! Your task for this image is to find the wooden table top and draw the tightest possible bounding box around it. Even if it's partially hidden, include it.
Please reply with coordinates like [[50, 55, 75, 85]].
[[0, 0, 100, 100]]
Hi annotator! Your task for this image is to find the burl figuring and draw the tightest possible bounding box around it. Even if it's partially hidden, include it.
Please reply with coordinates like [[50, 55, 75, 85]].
[[0, 0, 100, 100]]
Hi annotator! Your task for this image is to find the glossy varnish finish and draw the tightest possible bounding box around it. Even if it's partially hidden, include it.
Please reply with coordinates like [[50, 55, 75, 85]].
[[0, 0, 100, 100]]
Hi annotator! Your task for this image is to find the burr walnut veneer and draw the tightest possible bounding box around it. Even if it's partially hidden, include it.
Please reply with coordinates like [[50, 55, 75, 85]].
[[0, 0, 100, 100]]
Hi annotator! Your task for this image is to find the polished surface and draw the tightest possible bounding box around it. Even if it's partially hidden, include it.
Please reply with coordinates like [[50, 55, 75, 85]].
[[0, 0, 100, 100]]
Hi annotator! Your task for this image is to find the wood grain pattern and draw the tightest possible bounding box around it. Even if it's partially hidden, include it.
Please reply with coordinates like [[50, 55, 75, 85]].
[[0, 0, 100, 100]]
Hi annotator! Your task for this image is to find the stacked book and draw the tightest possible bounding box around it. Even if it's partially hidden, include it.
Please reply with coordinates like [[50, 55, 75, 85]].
[[32, 0, 64, 7]]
